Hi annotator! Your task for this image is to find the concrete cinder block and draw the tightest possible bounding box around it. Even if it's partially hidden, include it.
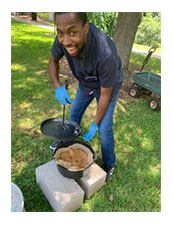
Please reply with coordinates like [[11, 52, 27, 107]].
[[76, 163, 107, 199], [36, 160, 84, 212]]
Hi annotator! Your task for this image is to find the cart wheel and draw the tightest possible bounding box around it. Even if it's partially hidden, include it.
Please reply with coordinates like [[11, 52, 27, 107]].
[[149, 97, 161, 111], [129, 86, 139, 98]]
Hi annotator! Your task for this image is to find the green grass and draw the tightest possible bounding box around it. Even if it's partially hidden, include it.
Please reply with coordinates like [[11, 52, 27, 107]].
[[133, 43, 161, 54], [129, 52, 161, 74], [11, 19, 161, 212]]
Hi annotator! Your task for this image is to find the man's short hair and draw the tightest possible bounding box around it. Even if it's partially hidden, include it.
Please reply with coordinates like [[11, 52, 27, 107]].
[[54, 12, 88, 26]]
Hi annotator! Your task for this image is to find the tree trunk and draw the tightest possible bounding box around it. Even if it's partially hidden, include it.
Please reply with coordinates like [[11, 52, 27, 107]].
[[113, 12, 141, 70], [31, 12, 37, 21]]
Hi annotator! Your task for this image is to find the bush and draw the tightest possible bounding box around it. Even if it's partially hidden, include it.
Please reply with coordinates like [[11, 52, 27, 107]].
[[135, 13, 161, 47], [37, 12, 49, 20], [87, 12, 116, 37]]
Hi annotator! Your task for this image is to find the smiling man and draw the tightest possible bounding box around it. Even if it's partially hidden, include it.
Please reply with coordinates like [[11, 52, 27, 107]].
[[49, 12, 123, 181]]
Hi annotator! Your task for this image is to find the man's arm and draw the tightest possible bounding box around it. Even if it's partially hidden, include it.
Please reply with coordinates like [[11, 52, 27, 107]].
[[49, 55, 72, 105], [83, 86, 112, 141], [49, 54, 61, 88], [94, 86, 113, 125]]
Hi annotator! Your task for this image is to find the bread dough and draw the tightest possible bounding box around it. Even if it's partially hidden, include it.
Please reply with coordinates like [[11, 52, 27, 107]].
[[54, 143, 93, 171]]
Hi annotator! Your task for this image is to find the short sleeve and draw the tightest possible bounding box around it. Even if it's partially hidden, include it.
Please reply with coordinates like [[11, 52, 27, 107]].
[[51, 36, 64, 61], [98, 55, 119, 87]]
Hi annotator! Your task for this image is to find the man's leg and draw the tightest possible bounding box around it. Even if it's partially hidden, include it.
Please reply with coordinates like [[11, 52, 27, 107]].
[[69, 86, 94, 125], [97, 93, 118, 168]]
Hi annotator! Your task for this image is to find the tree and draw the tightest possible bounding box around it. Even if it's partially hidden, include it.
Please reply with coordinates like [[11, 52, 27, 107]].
[[31, 12, 37, 21], [114, 12, 141, 70], [135, 12, 161, 47]]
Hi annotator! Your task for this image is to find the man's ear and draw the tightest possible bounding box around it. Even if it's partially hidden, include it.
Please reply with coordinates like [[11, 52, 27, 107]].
[[84, 22, 89, 34]]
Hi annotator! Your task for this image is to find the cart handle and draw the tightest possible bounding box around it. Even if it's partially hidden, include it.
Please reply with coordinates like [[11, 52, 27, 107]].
[[148, 46, 156, 54], [140, 46, 156, 72]]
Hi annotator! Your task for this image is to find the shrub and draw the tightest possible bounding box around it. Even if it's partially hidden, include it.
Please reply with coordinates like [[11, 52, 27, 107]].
[[135, 13, 161, 47], [87, 12, 116, 37]]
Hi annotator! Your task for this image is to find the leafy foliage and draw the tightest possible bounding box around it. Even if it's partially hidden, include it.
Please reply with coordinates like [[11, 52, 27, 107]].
[[135, 13, 161, 47], [87, 12, 116, 37], [37, 12, 49, 20], [87, 12, 161, 47]]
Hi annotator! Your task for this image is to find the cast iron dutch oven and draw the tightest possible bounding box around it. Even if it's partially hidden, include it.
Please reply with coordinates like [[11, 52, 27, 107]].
[[40, 80, 97, 179], [52, 140, 97, 179]]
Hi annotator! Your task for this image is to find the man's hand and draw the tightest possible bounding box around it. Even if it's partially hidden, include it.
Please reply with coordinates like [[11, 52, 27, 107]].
[[55, 86, 72, 105], [83, 122, 98, 141]]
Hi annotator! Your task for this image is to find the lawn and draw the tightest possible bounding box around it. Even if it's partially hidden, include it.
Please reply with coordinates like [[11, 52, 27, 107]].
[[133, 43, 161, 54], [129, 51, 161, 74], [11, 19, 161, 212]]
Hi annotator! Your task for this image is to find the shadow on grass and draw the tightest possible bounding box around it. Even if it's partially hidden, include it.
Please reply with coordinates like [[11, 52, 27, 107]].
[[78, 97, 160, 212], [12, 92, 161, 212], [11, 135, 55, 212]]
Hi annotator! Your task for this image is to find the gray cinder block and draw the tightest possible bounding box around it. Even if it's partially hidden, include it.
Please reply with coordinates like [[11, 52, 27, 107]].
[[76, 163, 107, 199], [36, 160, 84, 212]]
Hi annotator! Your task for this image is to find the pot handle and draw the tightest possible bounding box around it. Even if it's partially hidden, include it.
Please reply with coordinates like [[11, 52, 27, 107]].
[[50, 140, 64, 156]]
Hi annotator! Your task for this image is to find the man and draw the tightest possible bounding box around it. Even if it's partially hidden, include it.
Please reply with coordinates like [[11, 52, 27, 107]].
[[49, 12, 123, 181]]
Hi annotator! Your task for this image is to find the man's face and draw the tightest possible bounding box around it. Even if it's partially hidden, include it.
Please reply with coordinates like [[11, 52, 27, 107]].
[[55, 13, 89, 57]]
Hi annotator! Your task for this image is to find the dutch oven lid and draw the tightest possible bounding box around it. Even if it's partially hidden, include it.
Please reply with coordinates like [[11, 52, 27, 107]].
[[40, 118, 81, 140]]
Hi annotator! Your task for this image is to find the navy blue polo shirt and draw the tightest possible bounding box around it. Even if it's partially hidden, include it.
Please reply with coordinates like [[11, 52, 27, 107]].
[[51, 23, 123, 96]]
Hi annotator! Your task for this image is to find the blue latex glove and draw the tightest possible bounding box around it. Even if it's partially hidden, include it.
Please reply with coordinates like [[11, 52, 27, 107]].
[[83, 122, 98, 141], [55, 86, 72, 105]]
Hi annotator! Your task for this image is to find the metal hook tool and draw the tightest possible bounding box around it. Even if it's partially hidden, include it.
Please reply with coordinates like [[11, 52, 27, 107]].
[[62, 80, 69, 127], [140, 46, 156, 72]]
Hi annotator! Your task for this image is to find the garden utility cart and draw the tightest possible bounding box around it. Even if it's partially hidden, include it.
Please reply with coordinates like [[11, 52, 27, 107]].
[[129, 47, 161, 111]]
